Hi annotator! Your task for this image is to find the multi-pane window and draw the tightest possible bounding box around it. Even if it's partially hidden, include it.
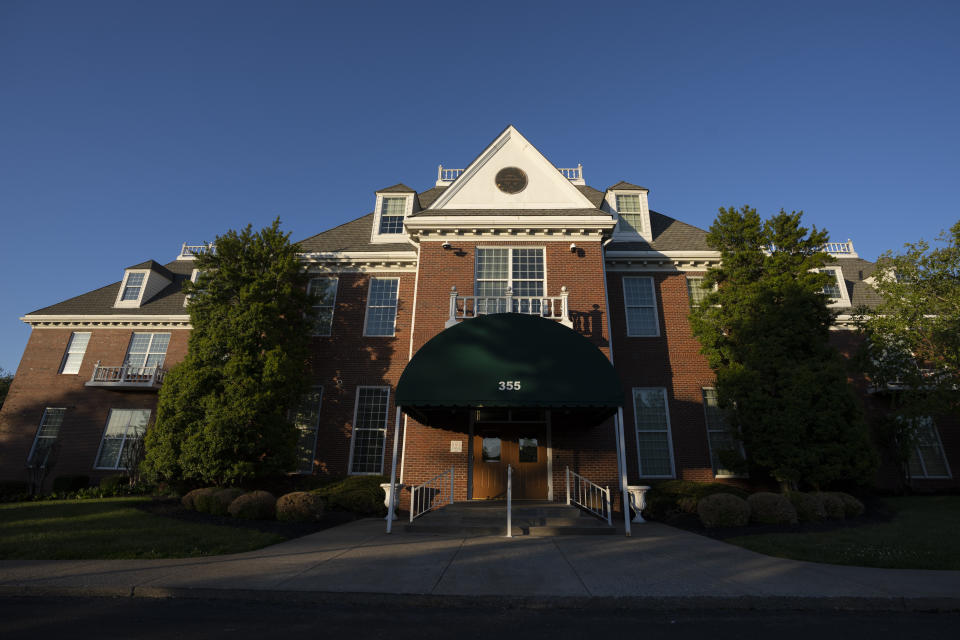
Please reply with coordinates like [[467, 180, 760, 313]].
[[623, 277, 659, 336], [686, 277, 708, 308], [94, 409, 150, 470], [27, 408, 65, 467], [308, 278, 338, 336], [475, 247, 545, 314], [124, 333, 170, 369], [702, 388, 746, 477], [819, 268, 842, 299], [121, 272, 145, 301], [291, 387, 323, 474], [378, 197, 406, 234], [349, 386, 389, 474], [59, 332, 91, 374], [633, 388, 674, 477], [616, 194, 644, 234], [364, 278, 399, 336], [907, 417, 951, 478]]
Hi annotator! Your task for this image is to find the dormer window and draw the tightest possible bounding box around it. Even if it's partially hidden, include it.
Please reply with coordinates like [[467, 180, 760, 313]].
[[607, 183, 651, 238], [818, 267, 852, 307], [616, 194, 643, 233], [121, 273, 145, 301], [379, 197, 406, 234]]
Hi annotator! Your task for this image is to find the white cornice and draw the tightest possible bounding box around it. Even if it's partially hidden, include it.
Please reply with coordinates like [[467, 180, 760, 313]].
[[605, 249, 721, 272], [22, 314, 191, 329], [405, 216, 616, 242], [300, 250, 418, 273]]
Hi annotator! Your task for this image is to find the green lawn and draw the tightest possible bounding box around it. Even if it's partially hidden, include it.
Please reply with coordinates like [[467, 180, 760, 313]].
[[727, 496, 960, 570], [0, 498, 284, 560]]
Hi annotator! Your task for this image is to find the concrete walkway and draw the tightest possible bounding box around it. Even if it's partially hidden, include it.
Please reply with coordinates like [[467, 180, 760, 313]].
[[2, 519, 960, 610]]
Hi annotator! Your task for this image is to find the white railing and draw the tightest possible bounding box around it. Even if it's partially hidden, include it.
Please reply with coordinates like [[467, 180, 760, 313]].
[[506, 464, 513, 538], [409, 466, 454, 522], [558, 164, 584, 184], [823, 240, 856, 256], [86, 362, 165, 387], [565, 466, 612, 525], [445, 286, 573, 328], [179, 243, 214, 260], [435, 164, 584, 186]]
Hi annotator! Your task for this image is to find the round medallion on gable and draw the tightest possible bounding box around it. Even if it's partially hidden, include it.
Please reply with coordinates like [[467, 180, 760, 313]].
[[495, 167, 528, 194]]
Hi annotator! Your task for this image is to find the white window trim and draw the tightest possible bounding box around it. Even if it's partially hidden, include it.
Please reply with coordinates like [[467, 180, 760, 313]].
[[632, 387, 676, 478], [114, 269, 151, 308], [27, 407, 65, 466], [363, 277, 400, 337], [124, 332, 171, 369], [608, 190, 651, 239], [347, 385, 390, 476], [308, 277, 339, 337], [474, 245, 549, 300], [817, 267, 852, 308], [59, 331, 91, 375], [622, 276, 661, 337], [908, 417, 952, 479], [370, 193, 414, 244], [702, 387, 747, 478], [292, 386, 324, 475], [184, 269, 201, 307], [93, 408, 150, 470]]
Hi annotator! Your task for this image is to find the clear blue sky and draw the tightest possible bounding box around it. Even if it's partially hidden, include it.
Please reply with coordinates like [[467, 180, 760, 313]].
[[1, 0, 958, 372]]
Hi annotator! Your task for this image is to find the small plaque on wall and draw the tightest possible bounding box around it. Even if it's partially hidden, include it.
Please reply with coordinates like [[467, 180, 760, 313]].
[[450, 440, 463, 453]]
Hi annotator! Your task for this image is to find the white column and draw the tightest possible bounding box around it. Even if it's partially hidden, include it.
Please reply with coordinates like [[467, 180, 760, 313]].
[[616, 408, 632, 537], [386, 406, 404, 533]]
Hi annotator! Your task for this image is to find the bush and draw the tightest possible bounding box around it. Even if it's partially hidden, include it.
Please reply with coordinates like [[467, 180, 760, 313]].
[[831, 491, 865, 518], [228, 490, 277, 520], [276, 491, 325, 522], [52, 475, 90, 493], [645, 480, 750, 519], [787, 491, 826, 522], [314, 476, 386, 516], [812, 492, 846, 519], [698, 493, 751, 528], [0, 480, 30, 501], [204, 488, 243, 516], [99, 475, 129, 494], [747, 492, 798, 525], [181, 487, 217, 511]]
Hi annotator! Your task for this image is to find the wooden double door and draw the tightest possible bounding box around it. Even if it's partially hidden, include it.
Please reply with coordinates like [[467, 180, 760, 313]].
[[472, 423, 548, 500]]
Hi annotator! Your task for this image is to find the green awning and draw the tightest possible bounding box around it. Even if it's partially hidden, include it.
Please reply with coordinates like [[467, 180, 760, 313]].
[[396, 313, 623, 425]]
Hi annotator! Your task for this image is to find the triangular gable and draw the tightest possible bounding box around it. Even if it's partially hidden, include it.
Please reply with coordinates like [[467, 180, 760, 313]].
[[428, 126, 596, 211]]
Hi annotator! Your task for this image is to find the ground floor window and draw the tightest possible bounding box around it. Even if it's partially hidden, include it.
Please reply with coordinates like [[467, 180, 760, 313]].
[[349, 386, 389, 474], [632, 388, 675, 477], [27, 408, 65, 467], [94, 409, 150, 470], [702, 388, 746, 477], [907, 417, 951, 479], [291, 387, 323, 474]]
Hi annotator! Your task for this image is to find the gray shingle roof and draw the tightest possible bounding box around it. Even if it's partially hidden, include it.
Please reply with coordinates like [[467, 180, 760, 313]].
[[126, 260, 174, 280], [376, 183, 416, 193], [296, 214, 415, 253], [576, 185, 605, 207], [27, 260, 195, 316], [608, 181, 648, 191], [417, 186, 447, 209], [832, 257, 882, 309], [606, 211, 711, 252]]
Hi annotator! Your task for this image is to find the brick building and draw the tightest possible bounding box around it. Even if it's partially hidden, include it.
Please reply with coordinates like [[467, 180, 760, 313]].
[[1, 126, 954, 505]]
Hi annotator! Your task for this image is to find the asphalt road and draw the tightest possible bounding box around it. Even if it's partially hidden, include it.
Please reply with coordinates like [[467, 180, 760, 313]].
[[1, 596, 958, 640]]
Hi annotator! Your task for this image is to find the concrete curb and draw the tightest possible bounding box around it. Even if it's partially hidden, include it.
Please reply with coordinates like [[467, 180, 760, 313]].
[[2, 585, 959, 612]]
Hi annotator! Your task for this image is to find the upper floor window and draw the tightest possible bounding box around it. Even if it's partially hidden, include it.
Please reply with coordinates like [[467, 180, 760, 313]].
[[819, 268, 842, 298], [623, 277, 659, 337], [120, 272, 145, 302], [616, 194, 644, 234], [59, 332, 91, 374], [378, 197, 406, 234], [364, 278, 399, 337], [308, 277, 338, 336], [27, 408, 65, 468], [475, 247, 545, 314], [686, 277, 708, 308], [125, 333, 170, 370]]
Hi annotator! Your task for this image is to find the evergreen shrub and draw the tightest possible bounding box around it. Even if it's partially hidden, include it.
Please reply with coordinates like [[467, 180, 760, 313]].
[[787, 491, 826, 522], [228, 490, 277, 520], [831, 491, 865, 517], [697, 493, 751, 528], [181, 487, 217, 511], [646, 480, 749, 519], [276, 491, 325, 522], [313, 476, 387, 516], [812, 492, 846, 519], [747, 492, 798, 524]]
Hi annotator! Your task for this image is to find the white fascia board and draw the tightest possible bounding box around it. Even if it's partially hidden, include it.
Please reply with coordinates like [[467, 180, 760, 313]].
[[404, 215, 616, 229], [300, 251, 417, 261], [22, 314, 191, 327], [605, 250, 721, 260]]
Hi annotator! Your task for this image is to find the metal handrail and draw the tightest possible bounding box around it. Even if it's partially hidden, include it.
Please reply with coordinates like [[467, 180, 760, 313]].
[[88, 362, 165, 386], [409, 466, 454, 522], [446, 286, 573, 328], [565, 466, 612, 525]]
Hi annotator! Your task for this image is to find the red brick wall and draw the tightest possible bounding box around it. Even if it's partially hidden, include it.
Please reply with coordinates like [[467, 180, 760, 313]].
[[0, 327, 189, 486]]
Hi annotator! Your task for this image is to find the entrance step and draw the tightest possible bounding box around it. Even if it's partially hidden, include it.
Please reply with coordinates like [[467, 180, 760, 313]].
[[405, 501, 616, 536]]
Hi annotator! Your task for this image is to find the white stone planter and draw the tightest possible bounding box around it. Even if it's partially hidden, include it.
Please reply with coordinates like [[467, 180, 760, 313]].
[[380, 482, 404, 520], [626, 485, 651, 523]]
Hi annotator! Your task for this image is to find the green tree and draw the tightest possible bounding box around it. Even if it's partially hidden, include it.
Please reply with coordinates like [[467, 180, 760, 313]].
[[690, 206, 877, 490], [855, 221, 960, 481], [0, 367, 12, 410], [143, 219, 315, 485]]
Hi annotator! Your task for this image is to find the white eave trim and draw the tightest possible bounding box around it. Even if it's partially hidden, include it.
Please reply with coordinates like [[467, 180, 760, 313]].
[[404, 215, 615, 229], [22, 314, 191, 329]]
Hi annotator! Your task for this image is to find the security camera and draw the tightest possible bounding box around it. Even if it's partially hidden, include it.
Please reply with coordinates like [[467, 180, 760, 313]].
[[442, 241, 452, 250], [570, 243, 578, 252]]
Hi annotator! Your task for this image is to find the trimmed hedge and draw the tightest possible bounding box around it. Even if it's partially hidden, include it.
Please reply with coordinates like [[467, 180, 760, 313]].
[[787, 491, 826, 522], [277, 491, 325, 522], [229, 491, 277, 520], [313, 476, 387, 516], [646, 480, 750, 519], [200, 488, 243, 516], [812, 492, 846, 520], [831, 491, 865, 518], [698, 493, 751, 528], [747, 492, 798, 525], [181, 487, 217, 511]]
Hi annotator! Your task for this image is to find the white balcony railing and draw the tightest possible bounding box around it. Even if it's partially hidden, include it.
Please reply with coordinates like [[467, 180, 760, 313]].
[[86, 362, 166, 388], [823, 240, 856, 256], [445, 286, 573, 328], [178, 243, 214, 260], [435, 164, 585, 186]]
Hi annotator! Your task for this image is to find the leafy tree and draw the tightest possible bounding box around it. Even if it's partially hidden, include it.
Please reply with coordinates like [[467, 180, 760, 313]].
[[855, 221, 960, 481], [143, 219, 315, 485], [0, 367, 12, 410], [690, 206, 877, 490]]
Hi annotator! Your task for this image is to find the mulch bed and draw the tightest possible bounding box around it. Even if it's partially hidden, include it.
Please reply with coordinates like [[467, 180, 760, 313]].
[[136, 497, 361, 540], [653, 496, 896, 540]]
